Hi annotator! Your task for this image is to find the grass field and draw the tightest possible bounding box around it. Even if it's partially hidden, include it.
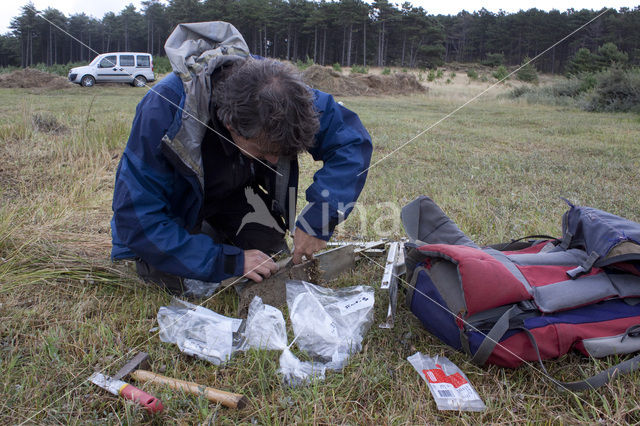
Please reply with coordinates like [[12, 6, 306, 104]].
[[1, 74, 640, 424]]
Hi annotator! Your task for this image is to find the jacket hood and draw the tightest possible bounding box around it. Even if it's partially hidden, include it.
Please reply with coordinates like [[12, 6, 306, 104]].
[[162, 21, 250, 189], [164, 21, 250, 82]]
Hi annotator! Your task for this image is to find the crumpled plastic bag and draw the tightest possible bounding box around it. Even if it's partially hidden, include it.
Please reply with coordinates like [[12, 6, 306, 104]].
[[183, 278, 221, 298], [156, 281, 375, 386], [407, 352, 486, 412], [239, 296, 327, 386], [278, 348, 326, 386], [157, 298, 242, 365], [286, 280, 375, 370], [239, 296, 287, 351]]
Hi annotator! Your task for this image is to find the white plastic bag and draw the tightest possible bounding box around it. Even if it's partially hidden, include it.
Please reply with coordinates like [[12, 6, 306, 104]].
[[407, 352, 486, 412], [240, 296, 288, 351], [156, 280, 376, 387], [278, 348, 326, 386], [286, 280, 375, 370], [157, 298, 242, 365]]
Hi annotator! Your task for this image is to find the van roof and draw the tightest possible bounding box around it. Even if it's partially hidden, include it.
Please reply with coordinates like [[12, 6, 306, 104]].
[[96, 52, 152, 56]]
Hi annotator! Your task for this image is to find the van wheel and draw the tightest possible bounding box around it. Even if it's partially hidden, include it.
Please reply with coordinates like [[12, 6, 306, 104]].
[[80, 75, 95, 87], [133, 75, 147, 87]]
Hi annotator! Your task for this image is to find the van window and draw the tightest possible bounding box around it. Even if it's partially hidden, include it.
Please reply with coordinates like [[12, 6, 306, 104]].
[[136, 55, 150, 68], [98, 55, 117, 68], [120, 55, 135, 67]]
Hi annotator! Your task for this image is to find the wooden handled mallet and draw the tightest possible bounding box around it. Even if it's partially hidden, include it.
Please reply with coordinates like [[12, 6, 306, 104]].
[[114, 352, 248, 409]]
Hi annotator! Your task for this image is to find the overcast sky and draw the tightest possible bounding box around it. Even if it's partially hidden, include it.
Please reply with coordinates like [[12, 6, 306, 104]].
[[2, 0, 638, 35]]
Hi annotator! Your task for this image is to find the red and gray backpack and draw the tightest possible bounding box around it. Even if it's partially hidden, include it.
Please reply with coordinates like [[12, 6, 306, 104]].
[[402, 196, 640, 390]]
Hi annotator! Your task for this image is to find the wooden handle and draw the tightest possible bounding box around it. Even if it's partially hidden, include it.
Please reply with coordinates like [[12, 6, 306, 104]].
[[130, 370, 248, 409]]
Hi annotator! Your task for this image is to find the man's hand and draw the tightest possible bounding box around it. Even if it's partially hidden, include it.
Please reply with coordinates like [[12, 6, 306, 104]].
[[292, 228, 327, 264], [243, 249, 278, 282]]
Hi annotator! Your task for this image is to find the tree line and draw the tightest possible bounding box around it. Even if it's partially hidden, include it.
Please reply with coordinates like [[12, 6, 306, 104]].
[[1, 0, 639, 73]]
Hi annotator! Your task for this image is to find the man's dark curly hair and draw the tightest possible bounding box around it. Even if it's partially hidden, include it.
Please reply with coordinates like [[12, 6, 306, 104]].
[[213, 58, 319, 156]]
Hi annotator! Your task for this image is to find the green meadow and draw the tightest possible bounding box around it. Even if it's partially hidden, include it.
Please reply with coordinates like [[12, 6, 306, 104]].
[[1, 73, 639, 423]]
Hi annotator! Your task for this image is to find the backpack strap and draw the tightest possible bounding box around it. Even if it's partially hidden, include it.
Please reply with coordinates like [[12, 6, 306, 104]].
[[566, 250, 600, 279], [559, 230, 573, 250], [521, 327, 640, 391], [273, 156, 292, 230], [472, 311, 640, 390], [400, 196, 478, 248], [470, 301, 537, 365], [489, 235, 558, 252]]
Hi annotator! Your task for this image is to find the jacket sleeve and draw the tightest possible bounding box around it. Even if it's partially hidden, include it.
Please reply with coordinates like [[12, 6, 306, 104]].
[[296, 90, 373, 240], [111, 78, 245, 282]]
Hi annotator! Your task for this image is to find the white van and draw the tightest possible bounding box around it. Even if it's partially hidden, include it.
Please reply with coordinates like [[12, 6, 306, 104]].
[[68, 52, 156, 87]]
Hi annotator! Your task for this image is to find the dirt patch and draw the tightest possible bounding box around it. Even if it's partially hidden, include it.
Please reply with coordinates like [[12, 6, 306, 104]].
[[0, 68, 73, 89], [302, 66, 369, 96], [236, 259, 321, 316], [302, 65, 427, 96]]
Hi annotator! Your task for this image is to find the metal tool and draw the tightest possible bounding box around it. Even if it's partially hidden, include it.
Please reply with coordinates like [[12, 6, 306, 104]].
[[379, 241, 406, 329], [236, 244, 356, 316], [88, 371, 164, 413], [114, 352, 248, 409], [328, 239, 388, 256]]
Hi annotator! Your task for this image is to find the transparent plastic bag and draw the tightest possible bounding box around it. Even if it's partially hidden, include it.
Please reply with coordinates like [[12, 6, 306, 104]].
[[407, 352, 486, 412], [156, 280, 376, 387], [278, 348, 326, 386], [157, 298, 242, 365], [286, 280, 375, 370], [183, 278, 221, 298], [240, 296, 287, 351]]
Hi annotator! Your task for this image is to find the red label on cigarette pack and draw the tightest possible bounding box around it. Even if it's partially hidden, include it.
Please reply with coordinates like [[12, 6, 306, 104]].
[[423, 366, 468, 388]]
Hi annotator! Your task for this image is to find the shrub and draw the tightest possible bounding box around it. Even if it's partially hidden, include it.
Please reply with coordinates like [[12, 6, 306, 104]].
[[446, 78, 452, 84], [332, 63, 342, 72], [508, 76, 587, 104], [450, 71, 456, 78], [516, 57, 538, 83], [0, 65, 20, 74], [153, 56, 172, 75], [296, 57, 314, 70], [467, 69, 478, 80], [506, 83, 577, 106], [482, 52, 504, 67], [566, 43, 628, 77], [507, 67, 640, 112], [381, 67, 391, 75], [566, 48, 599, 76], [350, 64, 369, 74], [30, 61, 87, 77], [552, 74, 596, 97], [508, 85, 535, 99], [401, 68, 408, 73], [492, 65, 509, 81], [583, 66, 640, 112], [436, 69, 443, 79], [427, 69, 436, 81]]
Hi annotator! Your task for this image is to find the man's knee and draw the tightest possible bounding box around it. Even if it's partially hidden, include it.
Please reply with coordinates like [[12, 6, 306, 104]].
[[135, 258, 185, 295]]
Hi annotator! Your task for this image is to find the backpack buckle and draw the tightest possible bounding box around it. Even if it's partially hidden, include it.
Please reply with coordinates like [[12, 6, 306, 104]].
[[518, 300, 538, 312]]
